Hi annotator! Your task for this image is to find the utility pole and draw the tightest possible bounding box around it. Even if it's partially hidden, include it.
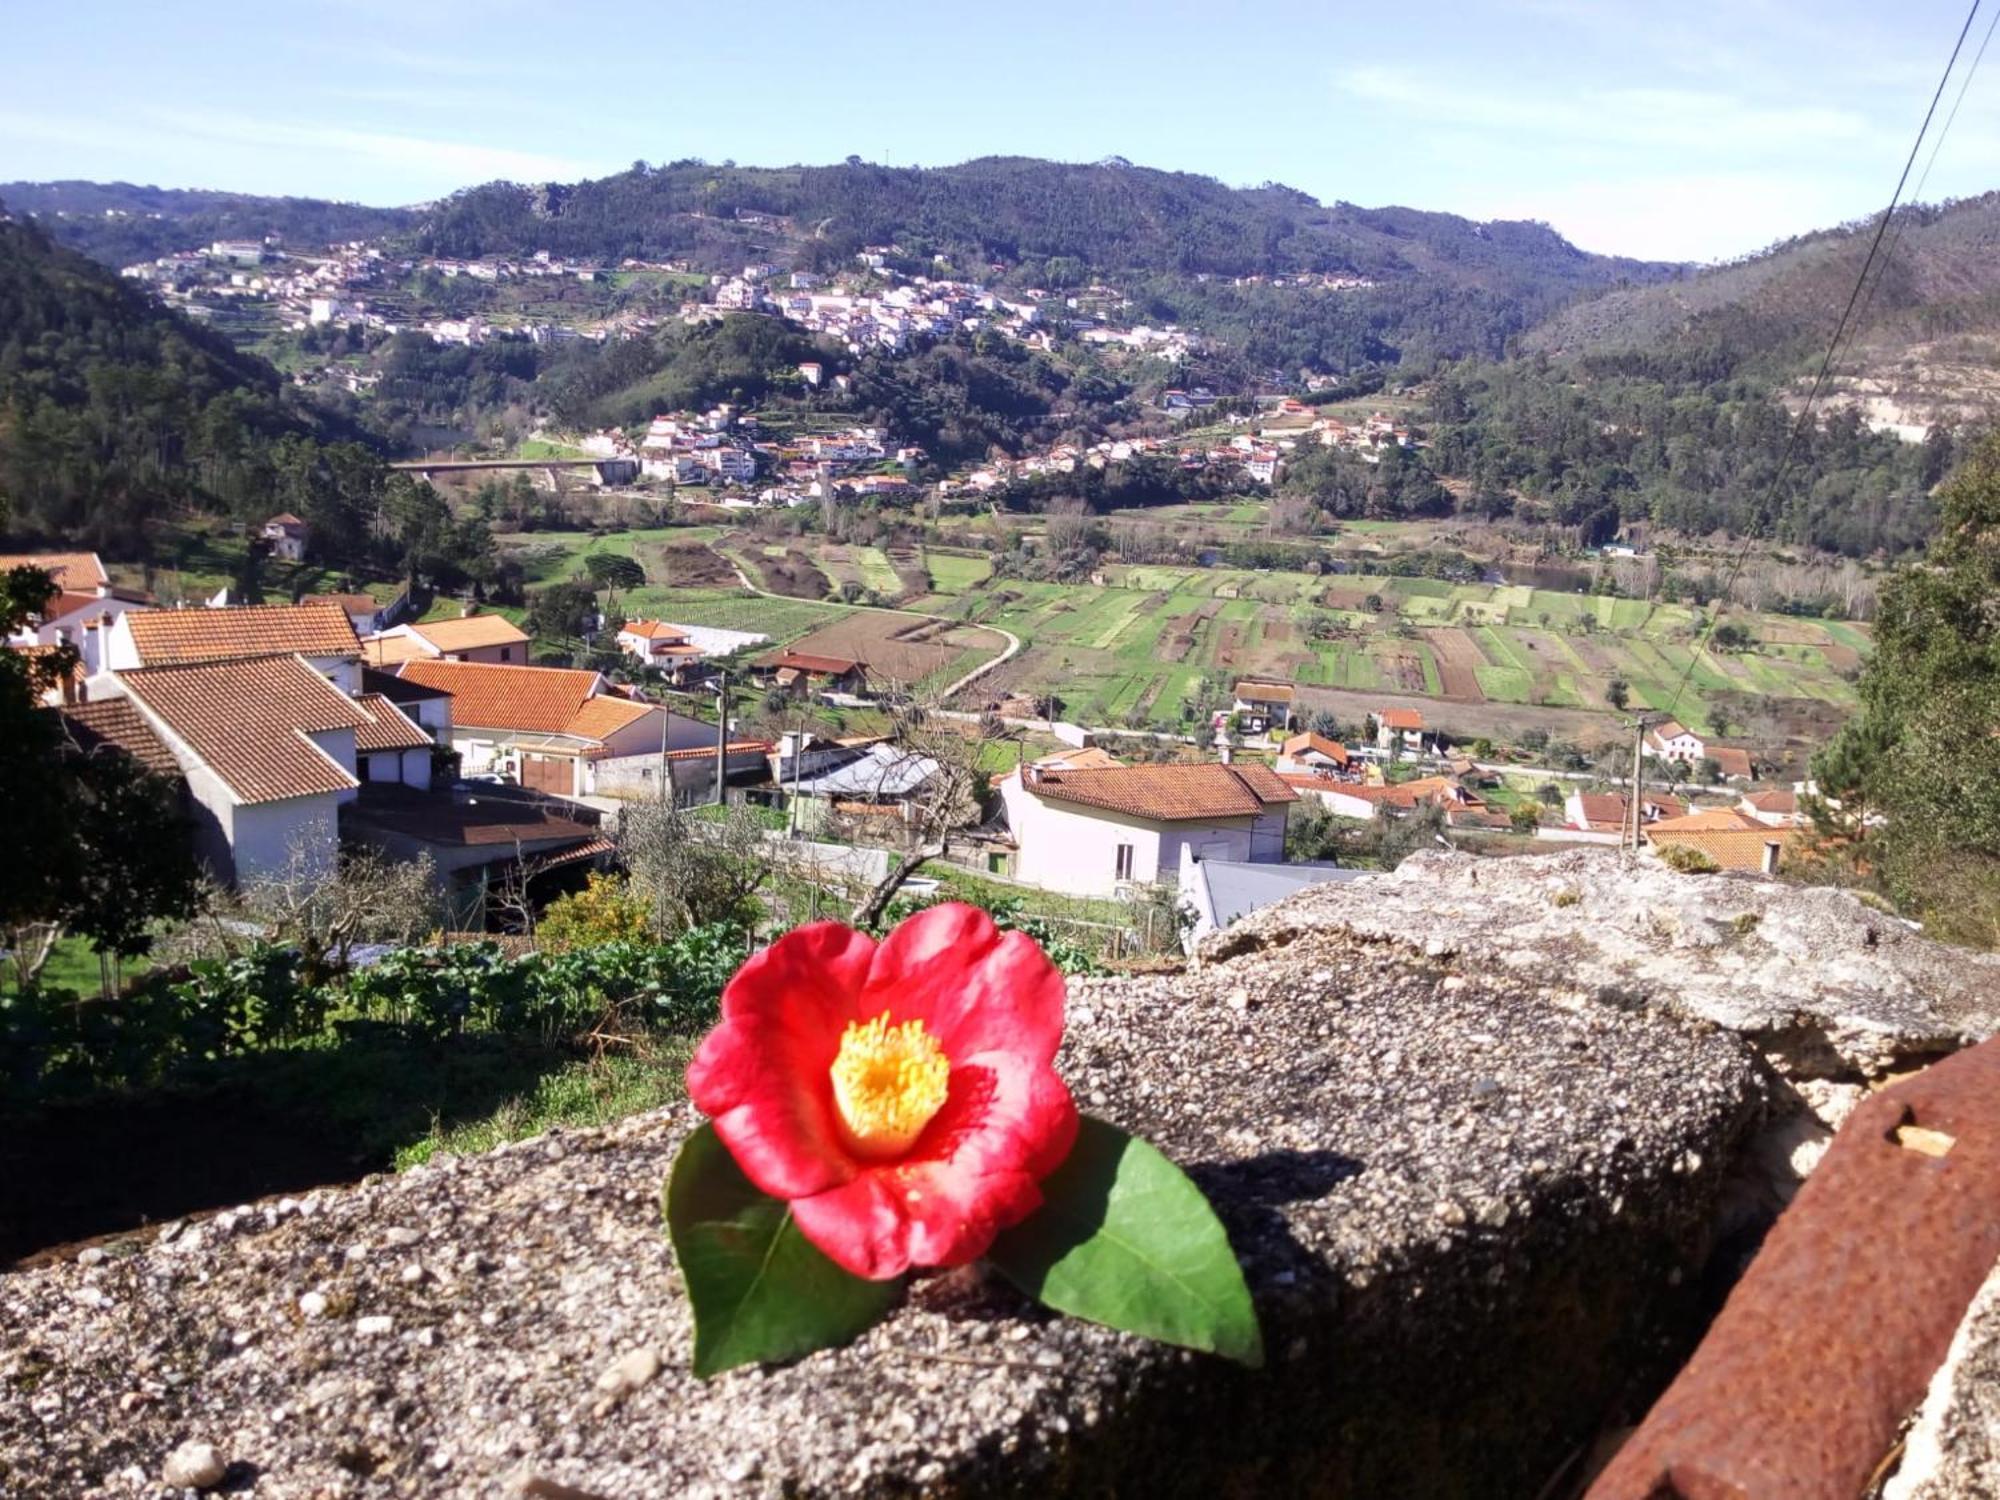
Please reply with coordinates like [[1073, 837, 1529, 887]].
[[788, 700, 808, 838], [1627, 715, 1651, 854], [713, 670, 730, 807]]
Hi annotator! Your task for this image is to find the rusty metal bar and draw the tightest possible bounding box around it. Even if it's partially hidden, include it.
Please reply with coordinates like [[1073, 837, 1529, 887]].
[[1588, 1036, 2000, 1500]]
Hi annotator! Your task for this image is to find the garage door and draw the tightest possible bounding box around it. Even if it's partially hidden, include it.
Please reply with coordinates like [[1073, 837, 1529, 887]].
[[520, 754, 573, 795]]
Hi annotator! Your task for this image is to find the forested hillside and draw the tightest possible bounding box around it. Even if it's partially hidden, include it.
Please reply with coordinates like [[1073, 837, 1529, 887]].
[[414, 158, 1680, 366], [0, 213, 383, 551], [0, 181, 419, 268], [1408, 198, 2000, 558]]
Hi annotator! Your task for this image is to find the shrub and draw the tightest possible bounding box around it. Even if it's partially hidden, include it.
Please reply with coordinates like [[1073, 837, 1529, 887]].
[[1657, 843, 1720, 874], [537, 873, 654, 952]]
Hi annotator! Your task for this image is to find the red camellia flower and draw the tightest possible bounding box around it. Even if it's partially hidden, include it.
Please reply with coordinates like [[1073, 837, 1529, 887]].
[[686, 903, 1079, 1280]]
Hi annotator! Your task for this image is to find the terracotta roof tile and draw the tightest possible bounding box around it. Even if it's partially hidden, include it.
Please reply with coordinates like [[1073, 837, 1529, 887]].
[[408, 615, 531, 653], [1646, 826, 1795, 872], [120, 653, 365, 805], [623, 620, 689, 641], [352, 693, 434, 752], [1023, 761, 1296, 821], [1743, 789, 1799, 814], [56, 698, 179, 777], [361, 634, 427, 665], [564, 695, 657, 742], [0, 551, 107, 590], [1235, 678, 1295, 701], [1648, 808, 1767, 833], [396, 659, 599, 734], [1380, 708, 1425, 730], [764, 650, 862, 675], [126, 603, 360, 666], [1708, 746, 1755, 779], [1281, 731, 1348, 764]]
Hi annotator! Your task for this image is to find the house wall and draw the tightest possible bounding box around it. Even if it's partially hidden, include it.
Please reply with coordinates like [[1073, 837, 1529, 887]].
[[305, 726, 360, 806], [434, 642, 520, 664], [231, 795, 338, 886], [597, 709, 712, 760], [360, 748, 431, 789], [1002, 779, 1280, 897]]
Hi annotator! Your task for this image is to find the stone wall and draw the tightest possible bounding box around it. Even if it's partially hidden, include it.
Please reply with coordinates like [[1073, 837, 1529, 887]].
[[2, 850, 1993, 1498]]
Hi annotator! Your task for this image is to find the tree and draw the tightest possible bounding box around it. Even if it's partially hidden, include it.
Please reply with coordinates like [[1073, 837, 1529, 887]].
[[238, 842, 441, 982], [0, 566, 202, 990], [1808, 432, 2000, 943], [1510, 802, 1542, 834], [1604, 678, 1629, 712], [526, 579, 599, 642], [537, 872, 654, 951], [621, 801, 771, 936]]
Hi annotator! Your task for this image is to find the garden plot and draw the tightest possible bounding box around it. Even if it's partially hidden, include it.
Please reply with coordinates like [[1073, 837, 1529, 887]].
[[1423, 628, 1490, 702]]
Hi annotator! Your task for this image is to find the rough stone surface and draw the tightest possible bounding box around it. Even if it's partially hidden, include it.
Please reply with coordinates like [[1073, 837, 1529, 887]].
[[160, 1439, 227, 1490], [1889, 1259, 2000, 1500], [0, 922, 1764, 1499], [1211, 849, 2000, 1079]]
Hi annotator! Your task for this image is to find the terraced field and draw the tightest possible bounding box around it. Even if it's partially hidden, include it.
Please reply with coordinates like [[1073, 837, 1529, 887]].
[[916, 559, 1868, 736]]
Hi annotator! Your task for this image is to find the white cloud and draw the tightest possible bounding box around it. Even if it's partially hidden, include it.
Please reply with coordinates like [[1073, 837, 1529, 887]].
[[146, 109, 600, 187]]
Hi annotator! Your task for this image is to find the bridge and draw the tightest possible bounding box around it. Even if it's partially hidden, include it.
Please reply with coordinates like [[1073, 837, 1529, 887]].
[[389, 457, 639, 487]]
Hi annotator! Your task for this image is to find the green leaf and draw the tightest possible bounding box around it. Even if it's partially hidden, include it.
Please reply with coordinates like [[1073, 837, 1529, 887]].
[[663, 1123, 900, 1377], [988, 1116, 1263, 1368]]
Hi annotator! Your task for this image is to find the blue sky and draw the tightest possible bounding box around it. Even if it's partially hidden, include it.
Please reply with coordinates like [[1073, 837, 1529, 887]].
[[4, 0, 1997, 261]]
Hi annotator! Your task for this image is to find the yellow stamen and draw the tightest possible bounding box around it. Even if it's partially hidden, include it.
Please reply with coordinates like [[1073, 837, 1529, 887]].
[[829, 1011, 950, 1160]]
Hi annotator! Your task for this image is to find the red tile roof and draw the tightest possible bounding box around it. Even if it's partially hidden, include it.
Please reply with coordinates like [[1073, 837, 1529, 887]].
[[1646, 826, 1796, 872], [623, 619, 690, 641], [396, 659, 600, 734], [1709, 747, 1755, 779], [565, 694, 657, 743], [1281, 731, 1348, 765], [1023, 761, 1296, 821], [1648, 807, 1766, 834], [56, 698, 179, 777], [407, 615, 531, 653], [1572, 792, 1629, 829], [0, 551, 108, 590], [1742, 789, 1799, 815], [352, 693, 434, 752], [1380, 708, 1425, 731], [765, 651, 862, 675], [120, 653, 366, 804], [125, 603, 360, 666]]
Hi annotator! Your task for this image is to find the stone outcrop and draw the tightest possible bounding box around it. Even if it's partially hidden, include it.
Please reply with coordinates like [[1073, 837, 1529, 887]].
[[1, 851, 1993, 1498], [1890, 1263, 2000, 1500], [1210, 848, 2000, 1082]]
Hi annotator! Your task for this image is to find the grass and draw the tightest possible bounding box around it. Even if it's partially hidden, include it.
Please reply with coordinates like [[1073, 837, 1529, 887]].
[[393, 1040, 694, 1169]]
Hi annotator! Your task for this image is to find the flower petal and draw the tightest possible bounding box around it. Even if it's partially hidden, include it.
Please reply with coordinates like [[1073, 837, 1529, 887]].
[[861, 904, 1067, 1065], [686, 921, 878, 1200], [790, 1053, 1079, 1278]]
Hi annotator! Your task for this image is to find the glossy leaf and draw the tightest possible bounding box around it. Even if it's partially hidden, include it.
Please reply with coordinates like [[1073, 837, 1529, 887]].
[[987, 1115, 1263, 1367], [664, 1124, 900, 1377]]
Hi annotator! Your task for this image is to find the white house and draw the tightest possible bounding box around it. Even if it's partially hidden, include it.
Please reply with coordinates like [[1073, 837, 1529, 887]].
[[361, 613, 531, 666], [104, 601, 363, 693], [998, 761, 1296, 898], [261, 513, 310, 561], [1643, 719, 1706, 764], [108, 652, 369, 885], [1375, 707, 1425, 757], [394, 659, 713, 797], [616, 619, 771, 677], [1, 550, 154, 676]]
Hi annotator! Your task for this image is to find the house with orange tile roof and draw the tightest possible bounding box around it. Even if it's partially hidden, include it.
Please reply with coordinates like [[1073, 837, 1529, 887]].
[[998, 760, 1296, 897], [1276, 731, 1350, 776], [1645, 823, 1796, 875], [755, 650, 868, 696], [361, 612, 531, 666], [1374, 707, 1426, 757], [106, 652, 373, 884], [1642, 719, 1706, 763], [394, 659, 715, 798], [616, 619, 771, 683], [105, 602, 363, 692], [1738, 788, 1804, 827], [302, 591, 408, 636], [3, 551, 155, 675]]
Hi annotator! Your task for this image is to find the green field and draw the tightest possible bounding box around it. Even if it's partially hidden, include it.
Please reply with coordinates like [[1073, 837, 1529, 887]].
[[927, 561, 1868, 736]]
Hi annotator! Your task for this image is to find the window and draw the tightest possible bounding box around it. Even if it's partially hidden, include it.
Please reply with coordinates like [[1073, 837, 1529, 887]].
[[1114, 843, 1135, 881], [500, 647, 512, 662]]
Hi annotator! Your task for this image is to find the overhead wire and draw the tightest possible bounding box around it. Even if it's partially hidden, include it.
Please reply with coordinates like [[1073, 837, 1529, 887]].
[[1658, 0, 1987, 723]]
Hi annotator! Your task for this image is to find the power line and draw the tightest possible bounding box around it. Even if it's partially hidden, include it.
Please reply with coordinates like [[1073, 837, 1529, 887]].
[[1660, 0, 1986, 723], [1833, 1, 2000, 380]]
